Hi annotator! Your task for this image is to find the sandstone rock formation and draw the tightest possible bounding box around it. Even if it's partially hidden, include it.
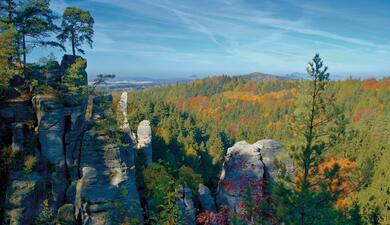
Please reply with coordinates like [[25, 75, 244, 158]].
[[176, 186, 196, 225], [217, 139, 293, 212], [118, 91, 130, 132], [33, 96, 68, 209], [0, 93, 42, 224], [217, 141, 264, 210], [136, 120, 152, 166], [1, 55, 89, 224], [254, 139, 294, 179], [76, 124, 143, 225]]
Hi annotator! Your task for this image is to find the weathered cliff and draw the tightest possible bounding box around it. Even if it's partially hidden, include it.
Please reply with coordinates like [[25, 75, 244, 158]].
[[0, 55, 88, 224]]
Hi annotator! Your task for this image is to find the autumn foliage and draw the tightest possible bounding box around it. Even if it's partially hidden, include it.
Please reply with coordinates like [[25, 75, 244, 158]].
[[317, 158, 359, 209]]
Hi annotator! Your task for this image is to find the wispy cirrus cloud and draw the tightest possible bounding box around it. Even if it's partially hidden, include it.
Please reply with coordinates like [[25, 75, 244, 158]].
[[42, 0, 390, 77]]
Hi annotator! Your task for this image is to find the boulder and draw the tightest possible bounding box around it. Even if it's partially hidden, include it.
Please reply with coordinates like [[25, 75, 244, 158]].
[[216, 139, 293, 213], [198, 184, 216, 212], [56, 204, 76, 225], [176, 186, 196, 225], [216, 141, 264, 210], [136, 120, 152, 166]]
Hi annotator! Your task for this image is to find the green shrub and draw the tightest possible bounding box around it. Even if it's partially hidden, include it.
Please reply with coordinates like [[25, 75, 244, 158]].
[[24, 155, 37, 172]]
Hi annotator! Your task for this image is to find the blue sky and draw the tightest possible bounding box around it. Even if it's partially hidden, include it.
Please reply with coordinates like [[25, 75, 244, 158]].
[[30, 0, 390, 79]]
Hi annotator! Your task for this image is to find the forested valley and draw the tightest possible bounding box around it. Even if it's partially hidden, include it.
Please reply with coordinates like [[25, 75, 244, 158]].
[[0, 0, 389, 224], [119, 74, 389, 224]]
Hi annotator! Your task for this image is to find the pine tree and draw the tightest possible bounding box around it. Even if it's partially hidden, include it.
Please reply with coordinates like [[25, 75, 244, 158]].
[[60, 57, 88, 105], [0, 0, 17, 25], [14, 0, 62, 72], [57, 6, 94, 56], [206, 131, 224, 165], [348, 202, 365, 225], [0, 22, 19, 92], [273, 54, 349, 225]]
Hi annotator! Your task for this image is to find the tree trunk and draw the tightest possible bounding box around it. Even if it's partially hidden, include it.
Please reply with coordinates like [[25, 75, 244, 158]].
[[7, 0, 13, 23], [22, 27, 26, 76], [71, 30, 76, 57]]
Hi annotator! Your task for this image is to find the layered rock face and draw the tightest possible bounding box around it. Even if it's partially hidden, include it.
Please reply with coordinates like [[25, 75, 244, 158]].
[[76, 132, 144, 224], [1, 59, 148, 224], [1, 55, 88, 224], [0, 95, 41, 224], [33, 96, 68, 209], [3, 174, 45, 225], [217, 139, 293, 212]]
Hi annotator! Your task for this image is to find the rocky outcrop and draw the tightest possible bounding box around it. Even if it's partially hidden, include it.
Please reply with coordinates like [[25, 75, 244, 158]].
[[33, 96, 65, 165], [176, 186, 196, 225], [216, 141, 264, 210], [75, 124, 143, 225], [136, 120, 152, 165], [254, 139, 294, 179], [198, 184, 216, 213], [1, 96, 41, 224], [60, 55, 89, 180], [117, 92, 130, 132], [216, 139, 292, 212], [3, 173, 44, 225], [1, 54, 89, 224], [32, 99, 65, 210]]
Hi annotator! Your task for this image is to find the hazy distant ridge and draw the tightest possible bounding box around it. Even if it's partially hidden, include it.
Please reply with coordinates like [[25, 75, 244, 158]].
[[240, 72, 307, 81]]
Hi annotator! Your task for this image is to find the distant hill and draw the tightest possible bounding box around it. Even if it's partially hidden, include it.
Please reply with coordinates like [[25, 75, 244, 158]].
[[240, 72, 306, 81], [285, 72, 308, 80]]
